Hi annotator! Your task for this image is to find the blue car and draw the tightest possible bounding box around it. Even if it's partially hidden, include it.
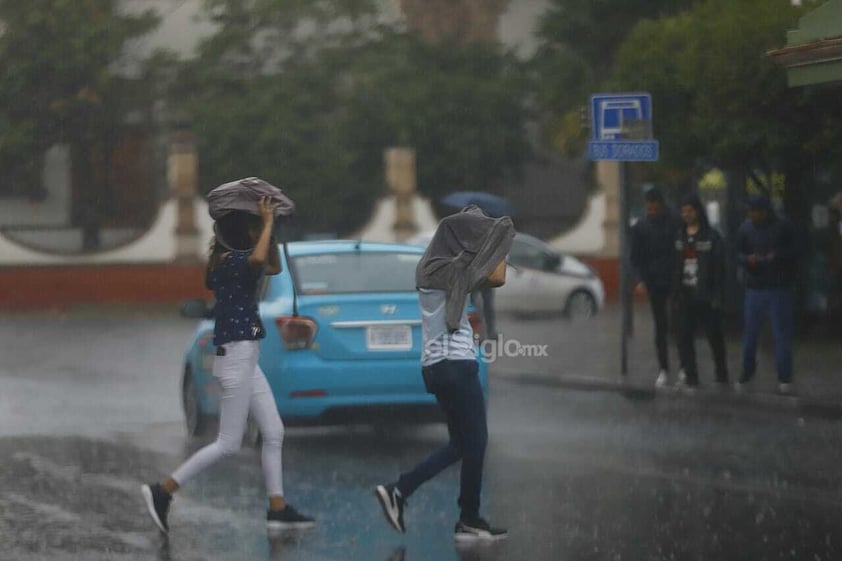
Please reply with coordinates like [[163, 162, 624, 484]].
[[181, 240, 488, 436]]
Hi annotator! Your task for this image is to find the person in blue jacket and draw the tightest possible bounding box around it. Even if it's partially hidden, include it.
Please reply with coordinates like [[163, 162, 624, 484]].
[[736, 194, 798, 394]]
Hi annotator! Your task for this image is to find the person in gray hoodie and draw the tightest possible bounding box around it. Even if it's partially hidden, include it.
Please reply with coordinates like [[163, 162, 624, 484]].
[[375, 205, 514, 542]]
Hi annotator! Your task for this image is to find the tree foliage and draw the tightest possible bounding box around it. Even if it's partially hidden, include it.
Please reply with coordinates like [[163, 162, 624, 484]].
[[343, 33, 530, 204], [529, 0, 697, 153], [0, 0, 159, 199], [611, 0, 842, 193], [172, 0, 530, 236]]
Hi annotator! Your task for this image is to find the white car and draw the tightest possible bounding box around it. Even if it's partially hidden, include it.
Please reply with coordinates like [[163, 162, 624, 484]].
[[407, 231, 605, 319]]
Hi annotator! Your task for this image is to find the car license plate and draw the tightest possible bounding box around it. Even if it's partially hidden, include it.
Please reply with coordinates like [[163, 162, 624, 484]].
[[367, 325, 412, 351]]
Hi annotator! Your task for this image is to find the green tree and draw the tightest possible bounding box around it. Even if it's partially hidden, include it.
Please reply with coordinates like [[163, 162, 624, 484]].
[[529, 0, 697, 154], [173, 1, 530, 236], [343, 32, 530, 203], [172, 0, 390, 236], [611, 0, 842, 210], [0, 0, 159, 246]]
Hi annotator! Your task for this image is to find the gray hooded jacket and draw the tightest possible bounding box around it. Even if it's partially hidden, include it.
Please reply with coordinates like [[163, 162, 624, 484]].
[[416, 206, 515, 332]]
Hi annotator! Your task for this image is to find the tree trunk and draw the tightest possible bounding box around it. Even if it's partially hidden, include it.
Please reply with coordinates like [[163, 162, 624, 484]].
[[784, 154, 814, 333]]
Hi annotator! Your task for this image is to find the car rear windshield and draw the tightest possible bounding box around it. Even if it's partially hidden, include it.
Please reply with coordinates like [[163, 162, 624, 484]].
[[292, 252, 422, 295]]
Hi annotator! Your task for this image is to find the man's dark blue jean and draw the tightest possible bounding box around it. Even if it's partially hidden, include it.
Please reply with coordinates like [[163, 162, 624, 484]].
[[396, 359, 487, 520], [742, 288, 794, 383]]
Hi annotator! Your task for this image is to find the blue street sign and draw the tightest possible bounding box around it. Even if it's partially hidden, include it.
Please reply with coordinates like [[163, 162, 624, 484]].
[[591, 93, 652, 141], [588, 140, 659, 162]]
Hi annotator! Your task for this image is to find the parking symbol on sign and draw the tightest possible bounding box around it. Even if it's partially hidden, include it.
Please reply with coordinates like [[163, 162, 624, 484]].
[[588, 92, 658, 162], [591, 93, 652, 141]]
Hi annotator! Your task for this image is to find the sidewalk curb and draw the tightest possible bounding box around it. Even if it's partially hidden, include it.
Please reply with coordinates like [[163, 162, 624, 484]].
[[491, 369, 842, 421]]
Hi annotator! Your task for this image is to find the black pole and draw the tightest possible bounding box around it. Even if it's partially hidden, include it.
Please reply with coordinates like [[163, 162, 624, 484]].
[[282, 240, 299, 318], [619, 162, 632, 376]]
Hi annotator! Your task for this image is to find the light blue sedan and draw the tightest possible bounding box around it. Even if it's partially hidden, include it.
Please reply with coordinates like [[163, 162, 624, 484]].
[[181, 240, 488, 436]]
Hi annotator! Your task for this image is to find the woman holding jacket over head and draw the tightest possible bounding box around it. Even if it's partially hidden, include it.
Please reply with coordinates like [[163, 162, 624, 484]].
[[142, 192, 314, 534]]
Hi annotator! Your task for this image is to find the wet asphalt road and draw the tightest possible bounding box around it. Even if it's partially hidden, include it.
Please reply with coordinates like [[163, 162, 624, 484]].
[[1, 309, 842, 561]]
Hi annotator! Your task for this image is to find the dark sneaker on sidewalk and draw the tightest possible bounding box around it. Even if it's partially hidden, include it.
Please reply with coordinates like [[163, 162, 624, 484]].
[[141, 483, 172, 533], [375, 484, 406, 533], [735, 374, 754, 393], [454, 517, 508, 542], [267, 505, 316, 530], [738, 371, 755, 384]]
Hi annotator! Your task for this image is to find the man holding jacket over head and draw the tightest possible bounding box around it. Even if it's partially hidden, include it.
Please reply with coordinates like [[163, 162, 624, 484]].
[[374, 205, 514, 543]]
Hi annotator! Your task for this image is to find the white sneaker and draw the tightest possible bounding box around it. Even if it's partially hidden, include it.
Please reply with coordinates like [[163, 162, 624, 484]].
[[674, 378, 698, 395], [655, 370, 668, 388], [454, 518, 508, 542], [777, 383, 794, 395], [677, 368, 687, 385]]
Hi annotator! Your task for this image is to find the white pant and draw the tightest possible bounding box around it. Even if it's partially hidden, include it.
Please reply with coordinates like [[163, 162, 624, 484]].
[[172, 340, 285, 497]]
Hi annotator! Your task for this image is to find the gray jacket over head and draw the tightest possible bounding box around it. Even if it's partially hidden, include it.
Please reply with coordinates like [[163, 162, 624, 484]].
[[416, 205, 515, 332], [207, 177, 295, 220]]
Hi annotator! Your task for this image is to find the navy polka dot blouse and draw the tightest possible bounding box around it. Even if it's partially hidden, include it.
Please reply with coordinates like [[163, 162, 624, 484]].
[[208, 251, 265, 346]]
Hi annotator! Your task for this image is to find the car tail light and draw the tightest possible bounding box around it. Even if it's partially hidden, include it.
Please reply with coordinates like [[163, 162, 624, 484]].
[[275, 316, 318, 350], [468, 311, 484, 338], [290, 390, 327, 398]]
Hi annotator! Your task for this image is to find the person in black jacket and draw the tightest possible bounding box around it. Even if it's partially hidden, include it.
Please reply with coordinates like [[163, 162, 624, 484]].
[[736, 194, 798, 394], [631, 187, 681, 387], [673, 194, 729, 389]]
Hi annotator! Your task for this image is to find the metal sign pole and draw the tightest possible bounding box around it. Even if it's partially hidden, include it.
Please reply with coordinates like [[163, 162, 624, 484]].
[[619, 162, 630, 376], [587, 91, 657, 377]]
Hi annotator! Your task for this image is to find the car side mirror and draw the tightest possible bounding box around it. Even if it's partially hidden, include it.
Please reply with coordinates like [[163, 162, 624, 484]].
[[181, 299, 214, 319]]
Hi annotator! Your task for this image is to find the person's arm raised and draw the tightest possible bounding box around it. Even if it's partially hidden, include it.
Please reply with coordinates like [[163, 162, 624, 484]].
[[264, 235, 282, 275], [248, 197, 276, 270]]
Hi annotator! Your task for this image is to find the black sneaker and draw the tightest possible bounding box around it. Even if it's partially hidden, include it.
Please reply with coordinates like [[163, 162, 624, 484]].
[[454, 517, 508, 542], [738, 371, 755, 384], [267, 505, 316, 530], [141, 483, 172, 533], [374, 484, 406, 533]]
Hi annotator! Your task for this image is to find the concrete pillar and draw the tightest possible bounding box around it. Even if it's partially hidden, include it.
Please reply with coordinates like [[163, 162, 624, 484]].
[[168, 116, 200, 262], [597, 160, 622, 257], [384, 147, 419, 242]]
